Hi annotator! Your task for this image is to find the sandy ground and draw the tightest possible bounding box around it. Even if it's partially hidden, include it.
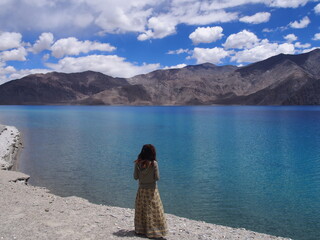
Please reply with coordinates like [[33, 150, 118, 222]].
[[0, 124, 291, 240]]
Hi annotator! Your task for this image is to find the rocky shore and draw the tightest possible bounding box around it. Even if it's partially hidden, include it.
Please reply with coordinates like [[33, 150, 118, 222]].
[[0, 124, 291, 240], [0, 125, 22, 170]]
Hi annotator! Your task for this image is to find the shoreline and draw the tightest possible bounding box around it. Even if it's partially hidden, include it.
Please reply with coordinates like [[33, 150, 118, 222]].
[[0, 124, 291, 240]]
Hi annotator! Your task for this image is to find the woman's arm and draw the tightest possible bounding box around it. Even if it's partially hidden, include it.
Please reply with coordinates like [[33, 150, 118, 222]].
[[154, 161, 160, 181], [134, 163, 139, 180]]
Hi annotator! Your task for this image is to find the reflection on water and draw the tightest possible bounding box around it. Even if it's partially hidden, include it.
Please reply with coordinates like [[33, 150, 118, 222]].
[[0, 106, 320, 240]]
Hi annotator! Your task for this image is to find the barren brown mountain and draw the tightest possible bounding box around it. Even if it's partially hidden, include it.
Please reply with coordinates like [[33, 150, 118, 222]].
[[0, 49, 319, 105]]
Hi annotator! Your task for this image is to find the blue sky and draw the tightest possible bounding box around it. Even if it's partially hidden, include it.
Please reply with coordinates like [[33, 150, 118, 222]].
[[0, 0, 320, 84]]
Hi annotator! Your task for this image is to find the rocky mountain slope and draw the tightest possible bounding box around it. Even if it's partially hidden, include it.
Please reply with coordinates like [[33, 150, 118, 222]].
[[0, 49, 319, 105], [0, 71, 130, 105]]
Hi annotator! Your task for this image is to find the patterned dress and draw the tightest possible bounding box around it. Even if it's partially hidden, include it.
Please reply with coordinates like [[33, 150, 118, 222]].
[[134, 161, 167, 238]]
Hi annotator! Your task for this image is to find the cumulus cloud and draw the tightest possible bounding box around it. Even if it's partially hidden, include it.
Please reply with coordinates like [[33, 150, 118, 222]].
[[0, 0, 314, 41], [191, 47, 229, 64], [0, 1, 95, 34], [0, 32, 22, 51], [231, 41, 295, 63], [51, 37, 116, 58], [294, 42, 311, 48], [167, 48, 191, 55], [138, 2, 237, 41], [163, 63, 187, 69], [0, 47, 28, 61], [46, 55, 160, 78], [31, 32, 54, 54], [313, 33, 320, 40], [138, 15, 177, 40], [289, 16, 310, 29], [315, 3, 320, 14], [137, 30, 153, 41], [239, 12, 271, 24], [189, 26, 224, 44], [138, 8, 234, 41], [284, 34, 298, 42], [0, 64, 16, 77], [93, 0, 154, 34], [224, 30, 259, 49]]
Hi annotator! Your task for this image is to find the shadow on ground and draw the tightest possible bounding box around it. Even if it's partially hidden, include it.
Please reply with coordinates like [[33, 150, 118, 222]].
[[113, 230, 167, 239], [113, 230, 138, 238]]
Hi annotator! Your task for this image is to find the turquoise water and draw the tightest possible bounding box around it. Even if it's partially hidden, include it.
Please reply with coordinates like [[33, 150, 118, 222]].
[[0, 106, 320, 240]]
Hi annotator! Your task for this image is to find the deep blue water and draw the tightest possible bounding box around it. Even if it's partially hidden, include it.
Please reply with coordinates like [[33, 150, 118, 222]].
[[0, 106, 320, 240]]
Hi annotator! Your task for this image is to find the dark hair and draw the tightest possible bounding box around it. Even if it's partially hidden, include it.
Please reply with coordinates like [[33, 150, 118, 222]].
[[137, 144, 157, 161]]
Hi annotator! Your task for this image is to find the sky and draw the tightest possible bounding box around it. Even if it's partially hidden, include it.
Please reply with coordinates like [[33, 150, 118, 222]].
[[0, 0, 320, 84]]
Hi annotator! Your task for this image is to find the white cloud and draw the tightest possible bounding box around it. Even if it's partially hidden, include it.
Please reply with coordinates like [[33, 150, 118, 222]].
[[189, 26, 224, 44], [167, 48, 191, 54], [73, 13, 94, 28], [0, 32, 22, 51], [0, 0, 316, 42], [301, 47, 320, 53], [51, 37, 116, 58], [289, 16, 310, 29], [0, 1, 96, 34], [0, 65, 51, 84], [163, 63, 187, 69], [137, 30, 153, 41], [135, 7, 236, 41], [268, 0, 309, 8], [239, 12, 271, 24], [198, 0, 311, 10], [180, 9, 238, 25], [0, 0, 314, 43], [231, 41, 295, 63], [92, 0, 156, 34], [138, 15, 177, 40], [315, 3, 320, 14], [313, 33, 320, 40], [22, 0, 56, 8], [224, 30, 259, 49], [294, 42, 311, 48], [46, 54, 160, 78], [7, 68, 51, 81], [145, 15, 177, 39], [262, 28, 273, 33], [42, 53, 50, 61], [138, 2, 238, 41], [262, 25, 288, 33], [0, 65, 16, 75], [0, 47, 28, 61], [191, 47, 229, 64], [31, 32, 54, 53], [284, 34, 298, 42]]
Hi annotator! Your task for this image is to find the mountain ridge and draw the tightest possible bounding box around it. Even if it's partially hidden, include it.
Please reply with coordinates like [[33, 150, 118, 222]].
[[0, 49, 319, 105]]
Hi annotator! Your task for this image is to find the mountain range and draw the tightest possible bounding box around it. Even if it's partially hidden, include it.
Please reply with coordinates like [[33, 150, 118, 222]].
[[0, 49, 319, 105]]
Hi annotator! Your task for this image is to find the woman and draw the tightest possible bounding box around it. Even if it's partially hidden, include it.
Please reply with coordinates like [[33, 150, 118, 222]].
[[134, 144, 167, 238]]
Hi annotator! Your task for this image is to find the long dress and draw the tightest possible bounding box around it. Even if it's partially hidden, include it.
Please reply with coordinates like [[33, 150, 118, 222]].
[[134, 161, 167, 238]]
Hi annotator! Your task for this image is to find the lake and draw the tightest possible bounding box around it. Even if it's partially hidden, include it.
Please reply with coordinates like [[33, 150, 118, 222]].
[[0, 106, 319, 240]]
